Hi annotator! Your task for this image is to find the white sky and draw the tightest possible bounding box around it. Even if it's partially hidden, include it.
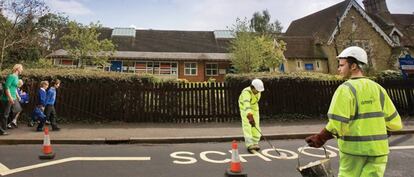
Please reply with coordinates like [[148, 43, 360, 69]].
[[45, 0, 414, 32]]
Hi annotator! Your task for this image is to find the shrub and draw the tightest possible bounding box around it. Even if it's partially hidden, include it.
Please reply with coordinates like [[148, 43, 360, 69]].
[[374, 70, 403, 80], [225, 72, 340, 84]]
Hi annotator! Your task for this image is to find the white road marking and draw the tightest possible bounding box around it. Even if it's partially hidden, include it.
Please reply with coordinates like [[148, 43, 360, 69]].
[[199, 151, 230, 164], [390, 145, 414, 150], [326, 145, 339, 152], [236, 150, 272, 162], [0, 157, 151, 176], [0, 163, 10, 173], [297, 147, 337, 158], [261, 148, 298, 160]]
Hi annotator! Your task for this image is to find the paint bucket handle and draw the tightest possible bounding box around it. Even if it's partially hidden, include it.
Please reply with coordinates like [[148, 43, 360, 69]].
[[297, 144, 329, 169]]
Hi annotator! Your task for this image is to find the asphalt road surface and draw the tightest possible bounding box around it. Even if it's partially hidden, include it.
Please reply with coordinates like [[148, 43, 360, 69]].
[[0, 135, 413, 177]]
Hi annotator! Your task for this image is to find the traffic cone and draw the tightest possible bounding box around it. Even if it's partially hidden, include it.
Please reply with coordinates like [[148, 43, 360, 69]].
[[225, 140, 247, 177], [39, 127, 55, 160]]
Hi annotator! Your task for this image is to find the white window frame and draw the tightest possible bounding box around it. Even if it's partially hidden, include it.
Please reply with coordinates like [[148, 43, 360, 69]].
[[392, 34, 400, 45], [205, 63, 218, 76], [184, 62, 198, 76], [134, 61, 178, 76]]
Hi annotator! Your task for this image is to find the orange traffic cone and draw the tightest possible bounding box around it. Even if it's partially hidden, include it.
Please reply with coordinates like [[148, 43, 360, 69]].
[[39, 127, 55, 160], [225, 140, 247, 177]]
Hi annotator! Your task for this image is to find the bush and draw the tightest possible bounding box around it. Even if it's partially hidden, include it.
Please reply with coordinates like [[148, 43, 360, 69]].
[[225, 72, 340, 84], [374, 70, 403, 80], [0, 68, 176, 84], [22, 58, 54, 69]]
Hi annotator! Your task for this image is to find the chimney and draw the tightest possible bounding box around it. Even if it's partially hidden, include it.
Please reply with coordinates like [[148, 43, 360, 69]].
[[362, 0, 394, 25], [362, 0, 390, 14]]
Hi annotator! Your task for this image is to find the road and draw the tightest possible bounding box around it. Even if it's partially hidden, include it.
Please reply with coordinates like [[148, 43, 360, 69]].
[[0, 135, 413, 177]]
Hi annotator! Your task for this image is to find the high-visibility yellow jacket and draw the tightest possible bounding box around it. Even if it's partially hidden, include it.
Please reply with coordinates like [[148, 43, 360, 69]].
[[326, 78, 403, 156], [238, 87, 261, 116]]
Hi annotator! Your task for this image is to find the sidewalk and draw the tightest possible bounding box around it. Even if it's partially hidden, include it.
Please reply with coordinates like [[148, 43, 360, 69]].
[[0, 119, 413, 145]]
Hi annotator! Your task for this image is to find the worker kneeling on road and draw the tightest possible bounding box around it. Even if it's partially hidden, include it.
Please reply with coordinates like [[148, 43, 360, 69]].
[[239, 78, 264, 153], [305, 46, 403, 177]]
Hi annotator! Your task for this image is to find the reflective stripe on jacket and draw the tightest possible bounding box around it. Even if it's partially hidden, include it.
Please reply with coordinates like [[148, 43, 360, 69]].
[[325, 78, 403, 156], [238, 87, 261, 116]]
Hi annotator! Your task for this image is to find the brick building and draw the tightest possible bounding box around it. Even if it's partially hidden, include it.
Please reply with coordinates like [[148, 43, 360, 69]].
[[49, 29, 233, 82], [49, 0, 413, 79]]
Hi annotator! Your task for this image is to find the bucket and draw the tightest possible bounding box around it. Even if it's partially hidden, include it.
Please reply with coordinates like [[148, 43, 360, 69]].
[[297, 145, 334, 177]]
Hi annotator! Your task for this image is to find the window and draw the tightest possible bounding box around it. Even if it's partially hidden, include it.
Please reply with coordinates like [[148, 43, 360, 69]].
[[184, 62, 197, 76], [316, 61, 320, 68], [123, 61, 135, 73], [296, 60, 302, 69], [160, 62, 178, 75], [305, 63, 314, 71], [392, 34, 400, 45], [206, 63, 218, 76], [62, 59, 74, 65], [135, 61, 178, 75]]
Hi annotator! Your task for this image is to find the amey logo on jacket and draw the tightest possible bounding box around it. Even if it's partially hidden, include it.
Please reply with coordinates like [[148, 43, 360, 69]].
[[361, 96, 376, 105]]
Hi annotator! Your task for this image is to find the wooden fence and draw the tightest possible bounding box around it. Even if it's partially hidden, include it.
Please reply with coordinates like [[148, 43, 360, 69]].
[[22, 79, 414, 123]]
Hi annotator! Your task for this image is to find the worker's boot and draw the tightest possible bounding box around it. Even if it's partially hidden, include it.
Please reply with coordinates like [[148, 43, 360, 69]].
[[252, 144, 260, 151], [247, 145, 256, 153]]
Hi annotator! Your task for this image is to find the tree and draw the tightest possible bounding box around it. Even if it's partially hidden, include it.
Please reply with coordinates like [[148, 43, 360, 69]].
[[250, 10, 283, 36], [256, 36, 286, 72], [37, 12, 69, 56], [61, 21, 115, 68], [0, 0, 48, 70], [229, 17, 286, 73], [229, 18, 262, 73]]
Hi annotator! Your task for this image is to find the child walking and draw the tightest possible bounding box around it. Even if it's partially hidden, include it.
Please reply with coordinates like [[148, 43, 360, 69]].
[[40, 79, 61, 131]]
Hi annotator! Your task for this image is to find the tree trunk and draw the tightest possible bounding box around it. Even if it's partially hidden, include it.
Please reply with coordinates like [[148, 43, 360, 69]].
[[0, 39, 6, 71]]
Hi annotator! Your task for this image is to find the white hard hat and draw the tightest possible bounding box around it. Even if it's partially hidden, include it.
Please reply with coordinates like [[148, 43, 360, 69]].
[[251, 79, 264, 92], [337, 46, 368, 64]]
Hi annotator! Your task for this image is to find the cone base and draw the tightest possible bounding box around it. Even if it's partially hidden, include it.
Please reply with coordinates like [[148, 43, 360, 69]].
[[225, 169, 247, 177], [39, 152, 55, 160]]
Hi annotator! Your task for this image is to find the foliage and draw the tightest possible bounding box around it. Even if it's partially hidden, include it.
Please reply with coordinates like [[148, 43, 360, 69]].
[[0, 68, 184, 85], [374, 70, 403, 80], [207, 77, 216, 83], [36, 12, 69, 55], [229, 18, 262, 73], [250, 10, 283, 36], [225, 72, 340, 83], [6, 46, 41, 65], [0, 0, 49, 70], [229, 10, 286, 73], [256, 36, 286, 72], [61, 21, 115, 68], [21, 58, 53, 68]]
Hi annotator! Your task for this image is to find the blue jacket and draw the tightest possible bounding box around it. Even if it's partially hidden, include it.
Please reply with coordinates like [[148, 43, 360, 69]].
[[32, 107, 46, 121], [18, 89, 29, 104], [45, 87, 57, 106], [37, 88, 47, 106]]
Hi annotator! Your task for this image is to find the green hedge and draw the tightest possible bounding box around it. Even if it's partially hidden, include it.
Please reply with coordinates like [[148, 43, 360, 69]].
[[1, 68, 179, 84], [225, 72, 340, 84]]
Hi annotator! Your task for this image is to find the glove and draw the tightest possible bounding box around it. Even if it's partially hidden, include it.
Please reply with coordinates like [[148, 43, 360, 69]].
[[305, 128, 334, 148], [247, 113, 255, 127]]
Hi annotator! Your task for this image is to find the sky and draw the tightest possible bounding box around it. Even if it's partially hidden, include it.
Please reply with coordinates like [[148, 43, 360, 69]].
[[45, 0, 414, 32]]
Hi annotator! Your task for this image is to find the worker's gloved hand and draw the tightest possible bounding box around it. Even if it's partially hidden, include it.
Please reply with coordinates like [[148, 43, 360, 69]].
[[387, 131, 392, 137], [247, 113, 255, 127], [305, 128, 334, 148]]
